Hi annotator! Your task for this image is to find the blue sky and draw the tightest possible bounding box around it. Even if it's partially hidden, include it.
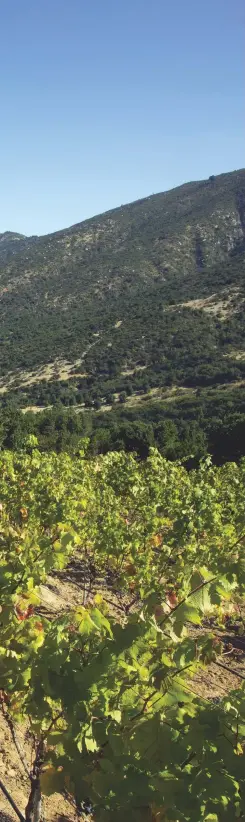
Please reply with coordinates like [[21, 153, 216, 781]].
[[0, 0, 244, 236]]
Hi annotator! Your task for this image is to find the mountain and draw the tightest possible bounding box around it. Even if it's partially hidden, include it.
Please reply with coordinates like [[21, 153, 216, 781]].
[[1, 168, 245, 413]]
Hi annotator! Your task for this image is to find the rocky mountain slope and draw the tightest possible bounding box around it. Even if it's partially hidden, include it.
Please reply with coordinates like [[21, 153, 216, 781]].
[[0, 169, 245, 409]]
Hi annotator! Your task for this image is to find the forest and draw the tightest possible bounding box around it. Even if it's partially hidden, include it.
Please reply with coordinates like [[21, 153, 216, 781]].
[[1, 381, 245, 465]]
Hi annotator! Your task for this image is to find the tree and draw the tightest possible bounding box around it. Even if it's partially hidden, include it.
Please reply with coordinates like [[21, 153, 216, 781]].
[[119, 391, 127, 404], [155, 419, 180, 459]]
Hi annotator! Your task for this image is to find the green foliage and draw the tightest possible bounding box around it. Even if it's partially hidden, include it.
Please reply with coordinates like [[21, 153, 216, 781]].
[[4, 381, 245, 465], [1, 448, 245, 818]]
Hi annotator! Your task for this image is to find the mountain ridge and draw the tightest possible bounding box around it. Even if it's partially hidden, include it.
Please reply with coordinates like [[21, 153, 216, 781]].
[[2, 167, 244, 242], [0, 168, 245, 414]]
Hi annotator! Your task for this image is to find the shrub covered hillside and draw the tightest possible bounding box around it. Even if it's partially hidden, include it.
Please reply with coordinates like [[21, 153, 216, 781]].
[[1, 442, 245, 820], [0, 169, 245, 413]]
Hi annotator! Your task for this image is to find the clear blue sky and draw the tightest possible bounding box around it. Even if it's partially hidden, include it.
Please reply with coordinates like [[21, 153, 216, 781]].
[[0, 0, 244, 236]]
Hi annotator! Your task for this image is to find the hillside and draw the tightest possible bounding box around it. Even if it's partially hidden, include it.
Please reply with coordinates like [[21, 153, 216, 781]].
[[0, 168, 245, 413]]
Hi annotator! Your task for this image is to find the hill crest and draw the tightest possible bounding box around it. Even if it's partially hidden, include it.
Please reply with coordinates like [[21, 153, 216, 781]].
[[0, 167, 245, 414]]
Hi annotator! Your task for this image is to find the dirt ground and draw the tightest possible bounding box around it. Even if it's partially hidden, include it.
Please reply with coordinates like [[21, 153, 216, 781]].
[[0, 721, 78, 820], [0, 710, 79, 821]]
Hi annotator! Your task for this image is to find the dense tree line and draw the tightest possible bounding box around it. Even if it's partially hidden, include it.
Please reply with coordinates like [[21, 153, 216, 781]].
[[1, 384, 245, 465]]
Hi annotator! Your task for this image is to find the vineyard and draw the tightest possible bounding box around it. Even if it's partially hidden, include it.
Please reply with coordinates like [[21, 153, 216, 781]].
[[1, 439, 245, 821]]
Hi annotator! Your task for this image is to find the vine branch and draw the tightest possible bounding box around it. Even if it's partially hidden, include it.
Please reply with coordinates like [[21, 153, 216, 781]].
[[0, 776, 25, 822]]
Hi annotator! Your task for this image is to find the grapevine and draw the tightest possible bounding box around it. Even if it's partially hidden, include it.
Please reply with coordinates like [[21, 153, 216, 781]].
[[1, 441, 245, 820]]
